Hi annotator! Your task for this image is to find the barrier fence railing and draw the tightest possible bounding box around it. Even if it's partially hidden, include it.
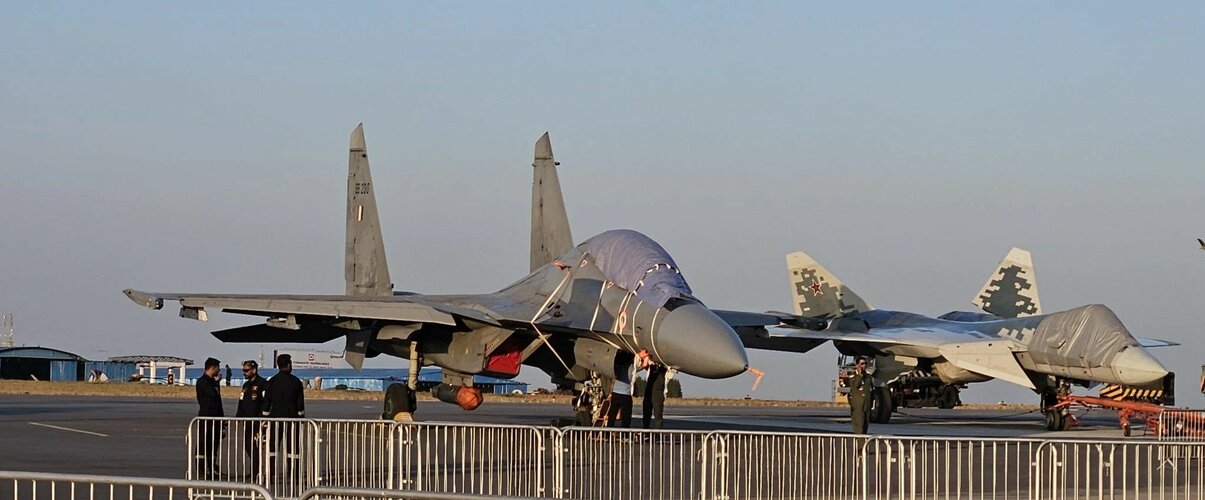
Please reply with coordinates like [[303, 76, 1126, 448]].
[[1035, 439, 1205, 499], [865, 435, 1045, 500], [555, 427, 710, 500], [708, 430, 866, 500], [1159, 410, 1205, 441], [188, 417, 1205, 499], [189, 417, 320, 498], [297, 486, 543, 500], [396, 421, 548, 497], [0, 469, 274, 499]]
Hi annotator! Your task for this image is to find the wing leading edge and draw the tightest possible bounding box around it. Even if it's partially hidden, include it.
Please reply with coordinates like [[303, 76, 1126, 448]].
[[122, 289, 461, 325]]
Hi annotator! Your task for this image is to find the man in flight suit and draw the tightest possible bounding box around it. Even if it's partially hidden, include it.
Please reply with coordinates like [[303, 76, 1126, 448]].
[[848, 357, 874, 434], [263, 354, 306, 479], [195, 357, 224, 479], [237, 360, 268, 479]]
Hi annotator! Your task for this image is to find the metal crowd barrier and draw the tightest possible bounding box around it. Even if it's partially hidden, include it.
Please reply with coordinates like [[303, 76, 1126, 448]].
[[297, 486, 543, 500], [0, 469, 273, 499], [864, 435, 1045, 499], [189, 417, 1205, 499], [396, 421, 548, 497], [555, 427, 710, 500], [1035, 439, 1205, 499], [1159, 410, 1205, 441], [189, 417, 320, 498], [709, 430, 866, 500]]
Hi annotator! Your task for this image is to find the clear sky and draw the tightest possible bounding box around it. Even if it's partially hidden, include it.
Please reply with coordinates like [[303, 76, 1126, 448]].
[[2, 3, 1202, 405]]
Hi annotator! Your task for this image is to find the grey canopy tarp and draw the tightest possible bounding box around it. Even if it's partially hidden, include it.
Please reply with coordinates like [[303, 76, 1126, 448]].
[[584, 229, 693, 308]]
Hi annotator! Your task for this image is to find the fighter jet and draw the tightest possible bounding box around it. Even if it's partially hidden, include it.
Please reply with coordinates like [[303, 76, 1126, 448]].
[[739, 247, 1176, 430], [1197, 238, 1204, 251], [124, 125, 767, 410]]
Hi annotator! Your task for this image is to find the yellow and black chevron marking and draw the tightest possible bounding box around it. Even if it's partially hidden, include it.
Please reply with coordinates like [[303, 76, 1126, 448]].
[[1100, 384, 1164, 402]]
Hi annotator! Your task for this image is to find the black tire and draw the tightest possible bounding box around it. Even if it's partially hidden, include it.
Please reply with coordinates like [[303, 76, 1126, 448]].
[[937, 385, 959, 409], [870, 386, 893, 424], [1045, 410, 1066, 431]]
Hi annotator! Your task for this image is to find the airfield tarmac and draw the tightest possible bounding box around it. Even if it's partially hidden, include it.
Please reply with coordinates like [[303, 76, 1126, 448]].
[[0, 394, 1141, 480]]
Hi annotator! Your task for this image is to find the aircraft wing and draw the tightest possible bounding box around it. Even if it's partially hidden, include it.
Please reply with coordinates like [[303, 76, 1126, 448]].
[[1138, 337, 1179, 348], [713, 309, 830, 330], [937, 339, 1034, 389], [764, 326, 1036, 389], [765, 327, 901, 344], [123, 289, 464, 325]]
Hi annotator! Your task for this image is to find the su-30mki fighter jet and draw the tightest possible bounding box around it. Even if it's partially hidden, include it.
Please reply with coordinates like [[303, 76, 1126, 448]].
[[739, 247, 1176, 430], [125, 125, 779, 411]]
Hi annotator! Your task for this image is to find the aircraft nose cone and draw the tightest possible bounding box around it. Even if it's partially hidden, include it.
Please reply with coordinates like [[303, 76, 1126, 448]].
[[1111, 347, 1168, 386], [651, 303, 749, 379]]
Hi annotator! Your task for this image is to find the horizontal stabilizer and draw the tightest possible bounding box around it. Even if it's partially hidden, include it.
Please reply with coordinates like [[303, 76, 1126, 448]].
[[939, 340, 1034, 389]]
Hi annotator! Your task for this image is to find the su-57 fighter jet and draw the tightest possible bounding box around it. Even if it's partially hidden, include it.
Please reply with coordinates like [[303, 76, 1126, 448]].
[[124, 125, 770, 411], [740, 248, 1176, 430]]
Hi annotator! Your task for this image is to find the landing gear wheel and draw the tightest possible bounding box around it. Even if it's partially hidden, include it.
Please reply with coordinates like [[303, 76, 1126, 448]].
[[1044, 409, 1069, 431], [870, 386, 893, 424], [937, 385, 960, 410]]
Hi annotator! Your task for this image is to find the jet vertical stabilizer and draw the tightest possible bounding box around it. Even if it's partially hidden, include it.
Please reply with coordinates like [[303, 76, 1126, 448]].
[[973, 247, 1040, 318], [530, 132, 573, 272], [345, 123, 393, 297], [786, 251, 872, 319]]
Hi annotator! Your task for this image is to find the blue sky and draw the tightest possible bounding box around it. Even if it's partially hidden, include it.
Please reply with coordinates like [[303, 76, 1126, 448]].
[[1, 3, 1202, 404]]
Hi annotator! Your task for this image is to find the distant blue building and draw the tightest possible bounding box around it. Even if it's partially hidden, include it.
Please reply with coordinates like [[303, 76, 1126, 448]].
[[0, 347, 87, 381]]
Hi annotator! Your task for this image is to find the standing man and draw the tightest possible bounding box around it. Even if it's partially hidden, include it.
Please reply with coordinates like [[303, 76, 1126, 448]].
[[263, 354, 306, 478], [225, 364, 232, 387], [605, 359, 635, 428], [196, 357, 224, 479], [237, 360, 268, 480], [638, 349, 667, 429], [848, 356, 874, 435]]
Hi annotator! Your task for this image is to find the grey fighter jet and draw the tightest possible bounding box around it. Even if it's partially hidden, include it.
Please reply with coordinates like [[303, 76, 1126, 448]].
[[740, 248, 1176, 429], [124, 125, 763, 410], [520, 134, 1177, 430]]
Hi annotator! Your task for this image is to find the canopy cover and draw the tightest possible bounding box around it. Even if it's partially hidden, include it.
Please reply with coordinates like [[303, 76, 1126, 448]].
[[584, 229, 693, 308]]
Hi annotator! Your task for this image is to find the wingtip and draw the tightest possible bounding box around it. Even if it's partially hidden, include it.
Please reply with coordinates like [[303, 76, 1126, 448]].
[[1005, 247, 1033, 267], [350, 123, 366, 151], [534, 132, 553, 160], [123, 289, 163, 310], [786, 250, 817, 266]]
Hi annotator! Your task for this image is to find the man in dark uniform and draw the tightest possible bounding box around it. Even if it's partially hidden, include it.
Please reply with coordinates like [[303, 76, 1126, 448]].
[[638, 349, 667, 429], [237, 360, 267, 479], [195, 357, 224, 479], [225, 364, 232, 387], [263, 354, 306, 479], [848, 357, 874, 435]]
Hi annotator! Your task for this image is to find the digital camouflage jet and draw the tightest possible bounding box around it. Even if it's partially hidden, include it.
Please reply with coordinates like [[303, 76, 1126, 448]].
[[124, 125, 779, 410], [739, 248, 1176, 429]]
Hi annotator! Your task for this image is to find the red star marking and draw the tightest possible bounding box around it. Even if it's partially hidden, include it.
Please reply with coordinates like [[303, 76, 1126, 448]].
[[809, 281, 824, 296]]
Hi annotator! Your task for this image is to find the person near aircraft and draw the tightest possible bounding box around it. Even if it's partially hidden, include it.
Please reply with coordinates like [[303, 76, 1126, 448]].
[[606, 361, 635, 428], [262, 354, 305, 478], [196, 357, 224, 478], [639, 349, 667, 429], [848, 357, 873, 435], [237, 360, 267, 479]]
